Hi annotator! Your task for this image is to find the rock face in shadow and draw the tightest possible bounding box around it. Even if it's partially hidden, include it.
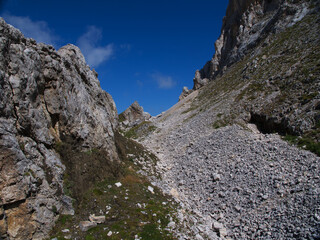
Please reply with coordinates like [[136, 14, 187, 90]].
[[0, 18, 118, 239], [194, 0, 311, 89]]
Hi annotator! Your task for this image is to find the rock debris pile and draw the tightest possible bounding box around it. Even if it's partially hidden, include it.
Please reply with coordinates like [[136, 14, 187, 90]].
[[141, 113, 320, 239]]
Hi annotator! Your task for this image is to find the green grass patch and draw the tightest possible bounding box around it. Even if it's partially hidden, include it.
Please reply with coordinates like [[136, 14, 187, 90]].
[[139, 224, 163, 240], [212, 120, 227, 129], [118, 112, 125, 122], [57, 215, 73, 225], [124, 121, 156, 139], [283, 134, 320, 156], [50, 132, 180, 239], [85, 235, 95, 240]]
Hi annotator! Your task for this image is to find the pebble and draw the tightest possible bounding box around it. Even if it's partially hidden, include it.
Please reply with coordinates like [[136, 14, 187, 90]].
[[167, 221, 176, 228], [147, 186, 154, 194], [195, 234, 204, 240]]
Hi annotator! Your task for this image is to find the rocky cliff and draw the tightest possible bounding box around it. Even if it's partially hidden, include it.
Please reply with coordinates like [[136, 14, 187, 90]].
[[0, 18, 118, 239], [190, 0, 320, 141], [194, 0, 312, 88]]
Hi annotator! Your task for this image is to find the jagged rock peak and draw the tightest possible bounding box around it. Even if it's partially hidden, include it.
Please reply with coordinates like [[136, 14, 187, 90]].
[[119, 101, 151, 128], [0, 17, 118, 239], [193, 70, 209, 90], [58, 44, 86, 65], [193, 0, 313, 89], [179, 86, 192, 101]]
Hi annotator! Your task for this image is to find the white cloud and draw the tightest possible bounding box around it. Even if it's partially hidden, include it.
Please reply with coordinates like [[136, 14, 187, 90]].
[[3, 13, 57, 46], [77, 26, 113, 68], [152, 73, 176, 89]]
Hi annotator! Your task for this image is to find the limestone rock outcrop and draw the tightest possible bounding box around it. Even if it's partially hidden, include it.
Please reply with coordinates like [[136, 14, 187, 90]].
[[193, 0, 312, 89], [179, 86, 192, 101], [119, 101, 151, 128], [193, 71, 209, 90], [0, 18, 118, 239]]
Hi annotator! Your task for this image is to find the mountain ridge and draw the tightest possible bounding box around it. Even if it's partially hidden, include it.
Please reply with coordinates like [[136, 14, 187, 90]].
[[192, 0, 313, 89]]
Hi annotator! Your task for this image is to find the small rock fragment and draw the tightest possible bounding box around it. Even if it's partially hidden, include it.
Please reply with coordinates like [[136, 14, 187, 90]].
[[212, 173, 221, 181], [89, 214, 106, 224], [213, 221, 223, 230], [79, 221, 97, 231], [196, 234, 204, 240], [170, 188, 179, 198], [219, 228, 228, 237], [147, 186, 154, 194], [167, 221, 176, 228]]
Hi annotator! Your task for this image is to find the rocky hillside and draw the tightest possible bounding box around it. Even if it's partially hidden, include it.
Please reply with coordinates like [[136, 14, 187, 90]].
[[185, 0, 320, 146], [0, 0, 319, 239], [194, 0, 312, 86], [0, 18, 119, 239], [134, 0, 320, 239]]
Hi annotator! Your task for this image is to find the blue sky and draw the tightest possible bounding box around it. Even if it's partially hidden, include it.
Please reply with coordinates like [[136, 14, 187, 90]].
[[0, 0, 228, 116]]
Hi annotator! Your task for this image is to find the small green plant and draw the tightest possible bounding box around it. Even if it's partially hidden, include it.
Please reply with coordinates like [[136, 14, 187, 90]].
[[84, 148, 99, 155], [63, 173, 73, 197], [92, 188, 103, 196], [51, 205, 58, 215], [148, 125, 157, 133], [58, 215, 72, 225], [19, 142, 25, 151], [118, 113, 125, 122], [85, 235, 95, 240], [124, 121, 154, 139], [24, 169, 36, 178], [283, 134, 320, 156], [212, 118, 230, 129], [139, 224, 163, 240]]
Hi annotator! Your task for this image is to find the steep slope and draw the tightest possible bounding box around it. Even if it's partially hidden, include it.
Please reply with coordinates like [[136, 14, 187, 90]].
[[0, 18, 118, 239], [137, 1, 320, 239], [194, 0, 312, 86]]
